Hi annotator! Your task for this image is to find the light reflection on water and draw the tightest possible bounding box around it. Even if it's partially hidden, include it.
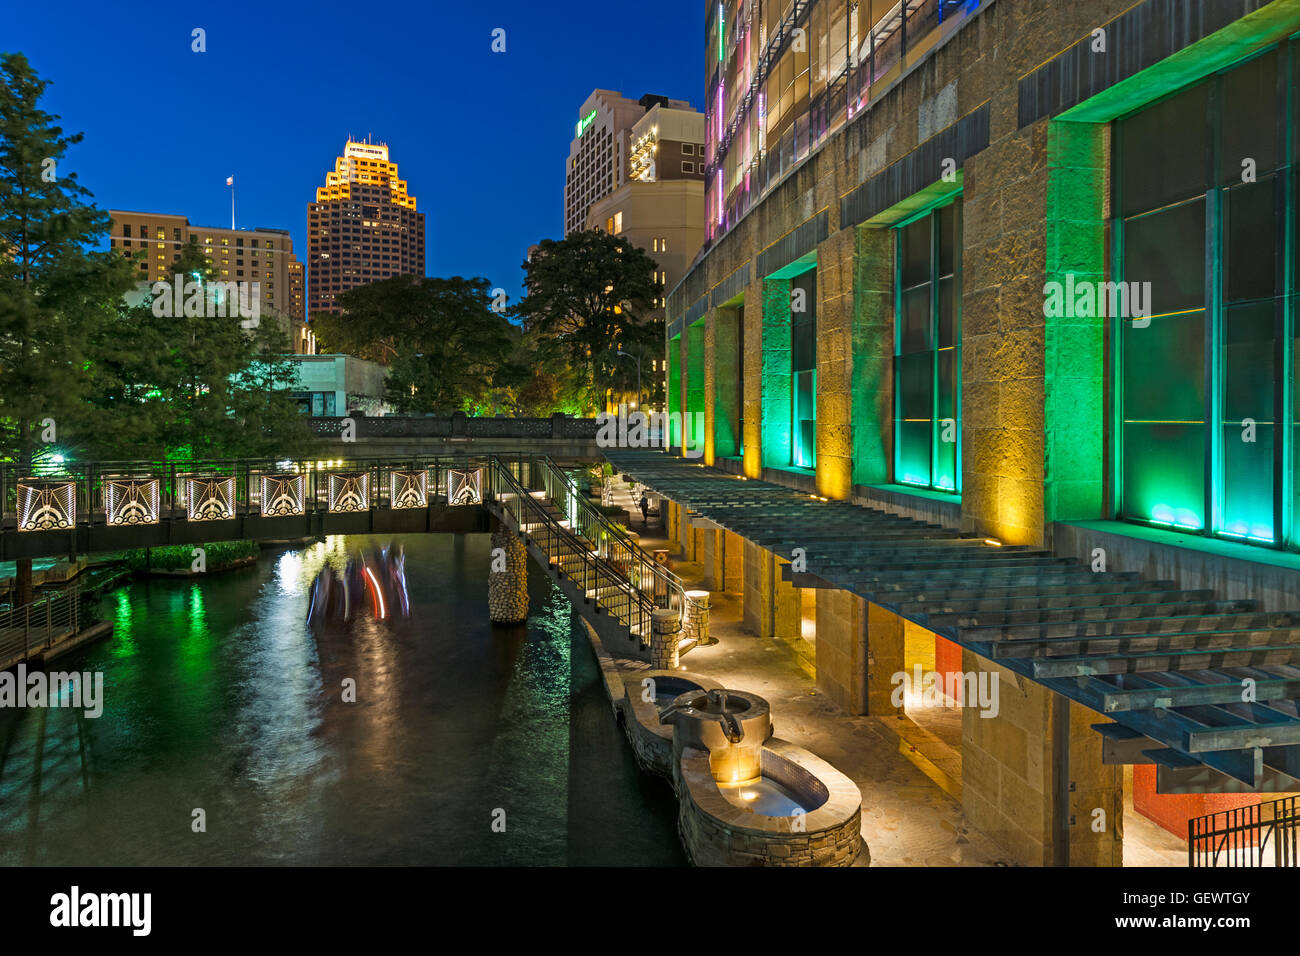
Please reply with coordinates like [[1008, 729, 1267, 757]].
[[0, 534, 684, 866]]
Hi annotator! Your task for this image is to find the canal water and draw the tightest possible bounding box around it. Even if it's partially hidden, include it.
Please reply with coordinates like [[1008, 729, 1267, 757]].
[[0, 534, 685, 866]]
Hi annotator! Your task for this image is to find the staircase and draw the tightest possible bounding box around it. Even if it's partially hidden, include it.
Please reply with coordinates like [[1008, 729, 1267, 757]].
[[483, 456, 698, 661]]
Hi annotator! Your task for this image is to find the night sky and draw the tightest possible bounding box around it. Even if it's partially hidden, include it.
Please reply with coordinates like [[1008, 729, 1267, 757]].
[[5, 0, 702, 304]]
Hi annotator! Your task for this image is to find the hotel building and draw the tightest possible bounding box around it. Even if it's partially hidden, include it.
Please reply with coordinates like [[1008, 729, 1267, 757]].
[[586, 98, 708, 409], [565, 91, 701, 236], [108, 210, 310, 352]]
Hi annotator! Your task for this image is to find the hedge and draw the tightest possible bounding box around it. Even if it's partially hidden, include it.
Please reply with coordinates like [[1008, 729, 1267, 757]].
[[122, 540, 260, 572]]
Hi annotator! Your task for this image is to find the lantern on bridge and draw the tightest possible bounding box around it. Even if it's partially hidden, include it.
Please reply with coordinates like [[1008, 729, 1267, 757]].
[[186, 477, 236, 521], [17, 480, 76, 531], [105, 478, 160, 526], [328, 472, 370, 513], [260, 474, 306, 517], [390, 470, 428, 509], [447, 468, 483, 506]]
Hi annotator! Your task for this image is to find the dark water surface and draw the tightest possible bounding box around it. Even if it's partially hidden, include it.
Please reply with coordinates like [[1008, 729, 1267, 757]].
[[0, 534, 685, 866]]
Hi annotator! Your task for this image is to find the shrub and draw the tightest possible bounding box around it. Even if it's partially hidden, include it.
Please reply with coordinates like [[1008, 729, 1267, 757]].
[[123, 540, 259, 572]]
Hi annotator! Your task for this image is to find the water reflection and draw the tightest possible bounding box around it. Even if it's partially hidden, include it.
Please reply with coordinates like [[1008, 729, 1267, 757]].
[[0, 534, 683, 866]]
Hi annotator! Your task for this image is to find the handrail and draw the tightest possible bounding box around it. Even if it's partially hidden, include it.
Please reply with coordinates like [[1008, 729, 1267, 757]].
[[534, 456, 698, 622], [0, 585, 83, 666], [1189, 794, 1300, 866], [483, 456, 660, 647]]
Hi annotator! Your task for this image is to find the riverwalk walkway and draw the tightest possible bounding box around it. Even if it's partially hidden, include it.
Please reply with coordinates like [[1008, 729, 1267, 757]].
[[604, 478, 1011, 866]]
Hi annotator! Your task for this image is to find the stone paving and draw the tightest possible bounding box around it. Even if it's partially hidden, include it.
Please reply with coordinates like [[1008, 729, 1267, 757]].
[[608, 477, 1014, 866]]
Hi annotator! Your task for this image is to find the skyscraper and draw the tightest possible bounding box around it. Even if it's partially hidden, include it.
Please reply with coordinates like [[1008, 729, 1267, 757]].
[[307, 139, 425, 316], [564, 91, 696, 236]]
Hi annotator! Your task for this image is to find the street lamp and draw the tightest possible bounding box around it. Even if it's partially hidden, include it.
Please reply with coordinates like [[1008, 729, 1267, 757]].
[[616, 350, 641, 410]]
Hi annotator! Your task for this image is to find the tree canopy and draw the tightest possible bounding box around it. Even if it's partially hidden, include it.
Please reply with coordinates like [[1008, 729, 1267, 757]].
[[0, 51, 311, 464], [310, 274, 523, 415], [512, 229, 664, 410]]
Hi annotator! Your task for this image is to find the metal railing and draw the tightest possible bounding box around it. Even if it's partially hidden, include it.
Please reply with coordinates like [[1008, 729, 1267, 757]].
[[1, 454, 489, 524], [534, 457, 696, 622], [0, 586, 82, 668], [1189, 795, 1300, 866], [483, 457, 657, 647]]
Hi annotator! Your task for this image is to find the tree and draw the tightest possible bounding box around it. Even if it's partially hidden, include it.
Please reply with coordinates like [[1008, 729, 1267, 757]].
[[0, 53, 136, 463], [0, 52, 135, 604], [312, 274, 519, 415], [511, 229, 663, 412], [78, 237, 312, 460]]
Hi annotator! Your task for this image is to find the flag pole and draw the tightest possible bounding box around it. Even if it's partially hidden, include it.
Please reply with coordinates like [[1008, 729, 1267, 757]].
[[230, 179, 235, 229]]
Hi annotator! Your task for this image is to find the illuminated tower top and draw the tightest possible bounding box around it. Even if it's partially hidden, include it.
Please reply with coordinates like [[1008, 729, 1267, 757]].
[[315, 139, 418, 211]]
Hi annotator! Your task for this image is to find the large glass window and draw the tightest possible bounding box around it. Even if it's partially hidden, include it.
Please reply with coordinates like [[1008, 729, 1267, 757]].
[[894, 198, 961, 492], [792, 270, 817, 468], [1116, 44, 1294, 549]]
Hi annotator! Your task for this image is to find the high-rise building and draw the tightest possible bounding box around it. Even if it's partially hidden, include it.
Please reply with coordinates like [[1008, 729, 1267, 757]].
[[586, 99, 706, 410], [307, 139, 425, 316], [565, 91, 697, 236], [108, 210, 310, 351], [627, 99, 708, 187]]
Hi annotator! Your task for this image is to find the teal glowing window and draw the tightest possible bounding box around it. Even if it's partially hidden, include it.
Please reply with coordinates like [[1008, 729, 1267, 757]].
[[791, 270, 817, 468], [1115, 43, 1295, 549], [893, 198, 961, 493]]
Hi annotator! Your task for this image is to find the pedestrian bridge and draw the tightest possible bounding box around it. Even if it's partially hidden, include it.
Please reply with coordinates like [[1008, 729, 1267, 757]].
[[1, 452, 702, 671]]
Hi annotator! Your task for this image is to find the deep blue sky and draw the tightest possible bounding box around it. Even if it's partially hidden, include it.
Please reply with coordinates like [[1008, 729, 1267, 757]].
[[6, 0, 702, 306]]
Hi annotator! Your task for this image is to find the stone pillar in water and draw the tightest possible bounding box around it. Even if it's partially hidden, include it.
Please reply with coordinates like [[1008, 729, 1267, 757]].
[[651, 608, 681, 669], [488, 528, 529, 623]]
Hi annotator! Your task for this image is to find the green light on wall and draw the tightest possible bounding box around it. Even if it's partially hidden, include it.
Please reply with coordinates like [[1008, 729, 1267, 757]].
[[576, 110, 596, 137], [718, 4, 724, 62]]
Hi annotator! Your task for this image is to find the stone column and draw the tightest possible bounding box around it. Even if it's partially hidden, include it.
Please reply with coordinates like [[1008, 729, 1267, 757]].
[[773, 556, 801, 641], [651, 608, 681, 669], [723, 530, 744, 593], [488, 528, 529, 623], [743, 539, 774, 638], [814, 589, 870, 715], [961, 650, 1123, 866], [700, 529, 720, 591], [684, 590, 711, 646], [865, 602, 905, 717]]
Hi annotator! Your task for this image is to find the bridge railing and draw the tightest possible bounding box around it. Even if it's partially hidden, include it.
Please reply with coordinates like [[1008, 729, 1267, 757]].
[[1189, 795, 1300, 866], [308, 414, 601, 440], [0, 455, 499, 528], [0, 585, 82, 667], [534, 457, 694, 623], [484, 456, 655, 646]]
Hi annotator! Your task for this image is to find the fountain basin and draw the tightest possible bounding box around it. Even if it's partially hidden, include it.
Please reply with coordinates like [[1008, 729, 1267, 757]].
[[620, 670, 722, 776], [675, 739, 864, 867]]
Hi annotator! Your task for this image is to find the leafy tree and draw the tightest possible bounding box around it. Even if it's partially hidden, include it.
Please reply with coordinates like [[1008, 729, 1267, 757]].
[[312, 274, 519, 415], [79, 238, 311, 460], [0, 52, 136, 604], [511, 229, 663, 412], [0, 52, 135, 465]]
